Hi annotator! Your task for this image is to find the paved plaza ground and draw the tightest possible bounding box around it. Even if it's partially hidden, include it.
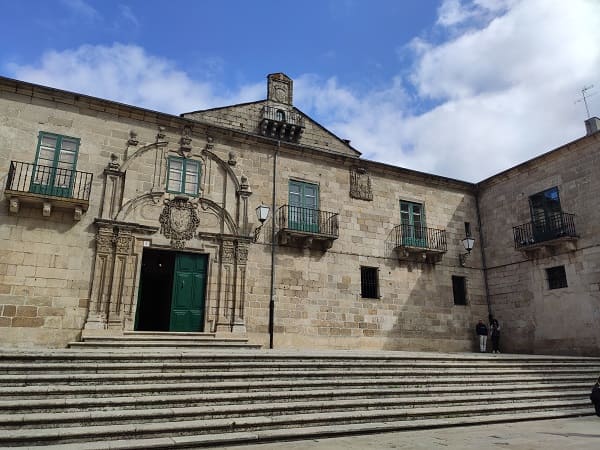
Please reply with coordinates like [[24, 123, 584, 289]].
[[219, 416, 600, 450]]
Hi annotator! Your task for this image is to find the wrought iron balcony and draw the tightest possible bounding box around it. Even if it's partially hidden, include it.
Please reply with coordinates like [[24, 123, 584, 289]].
[[389, 224, 447, 263], [259, 105, 305, 141], [5, 160, 93, 220], [513, 212, 577, 250], [276, 205, 338, 249]]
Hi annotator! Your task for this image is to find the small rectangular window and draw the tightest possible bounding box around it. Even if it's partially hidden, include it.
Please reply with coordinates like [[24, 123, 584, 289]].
[[361, 266, 379, 299], [546, 266, 567, 290], [452, 276, 467, 305]]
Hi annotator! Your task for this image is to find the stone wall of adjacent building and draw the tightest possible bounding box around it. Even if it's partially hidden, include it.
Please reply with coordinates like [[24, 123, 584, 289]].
[[477, 132, 600, 356]]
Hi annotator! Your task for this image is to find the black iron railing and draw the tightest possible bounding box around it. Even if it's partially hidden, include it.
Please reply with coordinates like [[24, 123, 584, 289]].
[[261, 106, 305, 127], [513, 212, 577, 249], [390, 224, 447, 252], [6, 161, 93, 202], [277, 205, 339, 238]]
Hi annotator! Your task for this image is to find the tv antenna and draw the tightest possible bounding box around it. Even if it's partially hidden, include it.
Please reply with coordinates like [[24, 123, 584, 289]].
[[575, 85, 596, 119]]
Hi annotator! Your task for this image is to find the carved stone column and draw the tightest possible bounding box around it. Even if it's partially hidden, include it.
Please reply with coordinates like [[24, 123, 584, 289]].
[[84, 225, 115, 330], [232, 241, 249, 333], [215, 240, 235, 332], [100, 154, 125, 220], [107, 229, 133, 329]]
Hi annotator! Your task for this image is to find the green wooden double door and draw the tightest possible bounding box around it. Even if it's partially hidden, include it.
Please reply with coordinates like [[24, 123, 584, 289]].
[[169, 253, 207, 332], [136, 250, 207, 333]]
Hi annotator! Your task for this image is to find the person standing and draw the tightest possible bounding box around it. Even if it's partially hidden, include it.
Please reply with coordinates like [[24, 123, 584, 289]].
[[490, 319, 501, 353], [591, 376, 600, 417], [475, 319, 488, 353]]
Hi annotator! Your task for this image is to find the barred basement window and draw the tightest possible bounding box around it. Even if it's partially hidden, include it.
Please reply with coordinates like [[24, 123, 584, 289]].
[[452, 276, 467, 305], [546, 266, 567, 290], [361, 266, 379, 299]]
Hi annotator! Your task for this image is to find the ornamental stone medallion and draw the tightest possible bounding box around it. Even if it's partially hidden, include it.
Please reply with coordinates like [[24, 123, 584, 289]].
[[159, 197, 200, 248]]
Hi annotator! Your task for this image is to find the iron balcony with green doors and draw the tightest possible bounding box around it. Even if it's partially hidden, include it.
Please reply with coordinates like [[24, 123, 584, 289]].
[[276, 204, 339, 249], [4, 160, 93, 216], [513, 212, 577, 249], [390, 223, 448, 263]]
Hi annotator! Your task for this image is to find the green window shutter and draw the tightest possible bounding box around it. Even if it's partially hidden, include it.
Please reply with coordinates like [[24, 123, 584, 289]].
[[288, 181, 319, 232], [400, 200, 427, 247], [167, 157, 201, 196], [31, 131, 80, 198]]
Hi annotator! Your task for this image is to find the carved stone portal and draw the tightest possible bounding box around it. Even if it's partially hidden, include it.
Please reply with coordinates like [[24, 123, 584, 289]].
[[350, 167, 373, 201], [159, 197, 200, 248]]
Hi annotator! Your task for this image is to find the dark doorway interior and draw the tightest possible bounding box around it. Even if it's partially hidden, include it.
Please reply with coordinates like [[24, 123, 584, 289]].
[[135, 249, 176, 331]]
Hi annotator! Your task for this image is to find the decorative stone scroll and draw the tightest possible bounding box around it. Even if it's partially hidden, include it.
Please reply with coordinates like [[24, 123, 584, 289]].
[[221, 241, 235, 264], [350, 166, 373, 201], [159, 197, 200, 248], [237, 242, 248, 264]]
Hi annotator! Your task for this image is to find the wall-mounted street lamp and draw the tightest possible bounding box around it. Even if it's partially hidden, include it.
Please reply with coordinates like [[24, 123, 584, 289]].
[[459, 236, 475, 266], [254, 203, 270, 242]]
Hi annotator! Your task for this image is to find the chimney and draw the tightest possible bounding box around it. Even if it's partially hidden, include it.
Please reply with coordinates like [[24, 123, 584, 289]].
[[585, 117, 600, 135]]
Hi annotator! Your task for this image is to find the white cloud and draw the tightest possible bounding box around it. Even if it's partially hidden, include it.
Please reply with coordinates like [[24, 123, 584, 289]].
[[8, 44, 263, 114], [298, 0, 600, 182], [60, 0, 100, 20], [118, 4, 139, 28]]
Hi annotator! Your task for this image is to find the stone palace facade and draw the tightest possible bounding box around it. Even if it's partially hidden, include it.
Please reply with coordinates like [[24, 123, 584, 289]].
[[1, 73, 599, 355]]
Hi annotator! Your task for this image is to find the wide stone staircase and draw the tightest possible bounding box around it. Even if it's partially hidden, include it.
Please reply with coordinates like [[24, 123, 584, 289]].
[[0, 342, 598, 449]]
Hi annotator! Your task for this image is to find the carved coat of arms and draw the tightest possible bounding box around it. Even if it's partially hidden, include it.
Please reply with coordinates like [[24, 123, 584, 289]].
[[159, 197, 200, 248]]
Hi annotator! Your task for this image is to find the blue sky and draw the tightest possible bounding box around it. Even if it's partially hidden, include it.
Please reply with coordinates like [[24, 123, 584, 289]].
[[1, 0, 599, 182]]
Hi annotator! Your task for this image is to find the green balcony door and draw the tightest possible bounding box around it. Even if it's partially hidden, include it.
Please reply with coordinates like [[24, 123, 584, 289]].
[[400, 201, 426, 247], [289, 181, 319, 232], [30, 132, 79, 198], [169, 253, 207, 332]]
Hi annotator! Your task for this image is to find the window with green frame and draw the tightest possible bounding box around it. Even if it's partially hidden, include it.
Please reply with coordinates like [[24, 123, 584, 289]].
[[288, 180, 319, 232], [166, 157, 200, 196], [400, 200, 426, 247], [30, 131, 80, 198]]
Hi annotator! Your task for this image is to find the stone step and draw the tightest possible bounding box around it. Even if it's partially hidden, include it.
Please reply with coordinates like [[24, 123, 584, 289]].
[[68, 341, 262, 349], [0, 384, 588, 414], [0, 367, 596, 387], [0, 401, 592, 447], [2, 359, 600, 375], [3, 349, 599, 364], [0, 375, 592, 401], [28, 409, 591, 450], [0, 392, 589, 430]]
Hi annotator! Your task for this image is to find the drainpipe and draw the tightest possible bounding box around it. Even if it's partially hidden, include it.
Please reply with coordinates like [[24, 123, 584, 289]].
[[268, 141, 279, 349], [475, 188, 492, 321]]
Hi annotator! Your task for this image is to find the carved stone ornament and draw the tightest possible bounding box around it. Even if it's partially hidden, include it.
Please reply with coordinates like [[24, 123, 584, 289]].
[[180, 125, 192, 153], [237, 243, 248, 264], [107, 153, 120, 170], [96, 228, 114, 253], [159, 197, 200, 248], [350, 166, 373, 201], [115, 231, 132, 255], [221, 241, 235, 264]]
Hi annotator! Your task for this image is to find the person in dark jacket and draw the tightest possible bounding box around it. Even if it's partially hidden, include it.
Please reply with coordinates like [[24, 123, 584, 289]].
[[475, 319, 488, 352], [591, 376, 600, 417], [490, 319, 501, 354]]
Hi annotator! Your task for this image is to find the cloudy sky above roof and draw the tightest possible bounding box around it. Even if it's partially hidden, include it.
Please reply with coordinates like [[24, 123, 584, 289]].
[[2, 0, 599, 182]]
